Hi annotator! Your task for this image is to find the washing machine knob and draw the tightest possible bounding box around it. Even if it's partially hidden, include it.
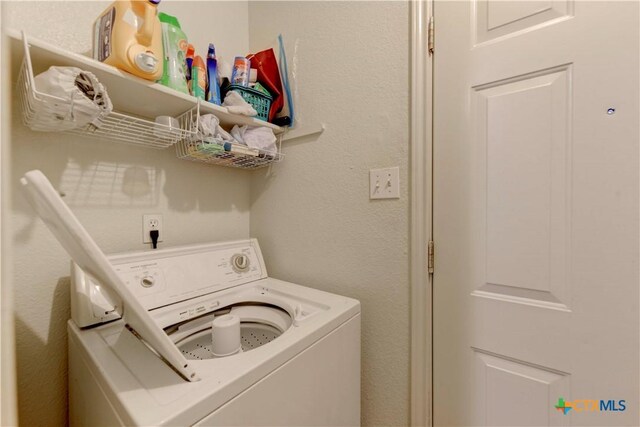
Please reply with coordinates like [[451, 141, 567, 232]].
[[140, 276, 155, 288], [231, 254, 250, 272]]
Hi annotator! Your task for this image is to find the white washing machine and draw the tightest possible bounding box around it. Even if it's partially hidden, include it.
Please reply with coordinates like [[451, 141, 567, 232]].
[[20, 170, 361, 426]]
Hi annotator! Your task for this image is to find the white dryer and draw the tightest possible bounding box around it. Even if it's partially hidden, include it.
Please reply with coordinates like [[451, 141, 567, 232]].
[[19, 170, 361, 426]]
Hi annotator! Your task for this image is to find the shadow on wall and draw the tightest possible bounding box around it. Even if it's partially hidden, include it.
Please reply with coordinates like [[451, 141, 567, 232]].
[[161, 158, 248, 214], [9, 98, 164, 208], [249, 132, 321, 206], [11, 135, 247, 216], [15, 277, 71, 427], [10, 105, 246, 217], [15, 153, 161, 205]]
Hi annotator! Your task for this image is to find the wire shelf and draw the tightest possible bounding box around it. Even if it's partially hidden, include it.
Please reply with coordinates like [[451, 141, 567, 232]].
[[15, 32, 285, 167], [176, 139, 283, 169], [175, 105, 284, 170], [17, 34, 197, 149]]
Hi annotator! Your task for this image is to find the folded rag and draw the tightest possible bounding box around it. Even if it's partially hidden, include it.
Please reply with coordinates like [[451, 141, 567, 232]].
[[231, 125, 277, 153], [223, 91, 258, 116]]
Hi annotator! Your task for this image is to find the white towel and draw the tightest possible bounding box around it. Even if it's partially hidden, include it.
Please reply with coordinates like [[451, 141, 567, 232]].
[[198, 114, 233, 141], [231, 125, 277, 153], [223, 91, 257, 116]]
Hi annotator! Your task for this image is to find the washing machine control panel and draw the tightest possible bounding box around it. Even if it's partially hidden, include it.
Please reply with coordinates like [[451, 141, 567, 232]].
[[112, 241, 266, 311], [71, 239, 269, 327]]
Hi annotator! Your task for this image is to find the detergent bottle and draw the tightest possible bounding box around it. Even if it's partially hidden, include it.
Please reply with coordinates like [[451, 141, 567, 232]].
[[93, 0, 163, 81], [158, 12, 189, 93]]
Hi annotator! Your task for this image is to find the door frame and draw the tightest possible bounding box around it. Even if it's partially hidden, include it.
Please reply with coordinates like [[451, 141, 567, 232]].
[[0, 19, 19, 426], [410, 1, 433, 426]]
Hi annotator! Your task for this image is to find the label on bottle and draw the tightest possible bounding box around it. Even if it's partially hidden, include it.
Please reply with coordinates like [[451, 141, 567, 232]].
[[193, 66, 206, 99], [94, 7, 115, 62], [177, 39, 188, 78]]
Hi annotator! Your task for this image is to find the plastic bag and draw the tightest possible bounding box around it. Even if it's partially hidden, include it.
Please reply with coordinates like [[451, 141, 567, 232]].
[[247, 48, 283, 122], [33, 66, 113, 131]]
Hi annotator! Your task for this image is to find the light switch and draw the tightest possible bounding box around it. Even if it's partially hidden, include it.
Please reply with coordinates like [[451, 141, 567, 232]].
[[370, 167, 400, 199]]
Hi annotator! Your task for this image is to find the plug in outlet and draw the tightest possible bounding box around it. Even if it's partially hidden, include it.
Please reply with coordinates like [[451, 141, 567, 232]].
[[143, 214, 163, 244]]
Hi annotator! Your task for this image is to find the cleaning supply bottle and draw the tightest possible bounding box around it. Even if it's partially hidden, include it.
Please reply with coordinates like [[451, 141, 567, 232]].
[[206, 44, 221, 105], [157, 12, 189, 94], [185, 44, 195, 85], [93, 0, 163, 81], [191, 56, 206, 100], [231, 56, 251, 86]]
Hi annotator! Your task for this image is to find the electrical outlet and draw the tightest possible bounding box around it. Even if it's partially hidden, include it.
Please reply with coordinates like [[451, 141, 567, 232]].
[[370, 167, 400, 199], [143, 214, 163, 244]]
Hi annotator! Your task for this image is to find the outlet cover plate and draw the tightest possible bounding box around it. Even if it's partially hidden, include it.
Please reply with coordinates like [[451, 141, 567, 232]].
[[142, 214, 163, 244], [370, 167, 400, 199]]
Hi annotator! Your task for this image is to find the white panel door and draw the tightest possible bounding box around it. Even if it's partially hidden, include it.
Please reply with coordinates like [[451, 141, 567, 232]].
[[433, 1, 639, 425]]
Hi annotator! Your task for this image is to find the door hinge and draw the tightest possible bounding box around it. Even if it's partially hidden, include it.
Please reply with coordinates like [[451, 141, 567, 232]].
[[428, 240, 434, 274], [428, 16, 434, 56]]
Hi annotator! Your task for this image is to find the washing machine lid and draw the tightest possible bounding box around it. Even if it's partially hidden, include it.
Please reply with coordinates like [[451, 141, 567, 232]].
[[20, 170, 200, 382]]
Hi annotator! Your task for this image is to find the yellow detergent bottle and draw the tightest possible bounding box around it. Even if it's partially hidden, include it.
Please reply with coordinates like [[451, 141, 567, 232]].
[[93, 0, 163, 81]]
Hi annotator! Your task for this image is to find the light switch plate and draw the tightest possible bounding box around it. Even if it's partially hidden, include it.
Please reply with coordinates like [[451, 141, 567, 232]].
[[370, 167, 400, 199]]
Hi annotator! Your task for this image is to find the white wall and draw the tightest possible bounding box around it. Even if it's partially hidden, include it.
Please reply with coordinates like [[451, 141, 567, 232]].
[[2, 1, 250, 425], [248, 2, 410, 426]]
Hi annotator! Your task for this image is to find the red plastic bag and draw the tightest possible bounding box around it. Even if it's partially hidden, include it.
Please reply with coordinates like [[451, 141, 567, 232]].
[[247, 48, 283, 122]]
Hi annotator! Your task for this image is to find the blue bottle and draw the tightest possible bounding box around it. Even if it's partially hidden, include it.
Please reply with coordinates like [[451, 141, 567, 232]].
[[206, 44, 221, 105]]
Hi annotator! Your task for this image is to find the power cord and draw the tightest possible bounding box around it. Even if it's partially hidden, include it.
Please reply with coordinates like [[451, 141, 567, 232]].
[[150, 229, 159, 249]]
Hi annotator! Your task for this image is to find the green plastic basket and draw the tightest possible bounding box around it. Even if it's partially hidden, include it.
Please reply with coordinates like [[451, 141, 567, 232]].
[[228, 84, 272, 122]]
